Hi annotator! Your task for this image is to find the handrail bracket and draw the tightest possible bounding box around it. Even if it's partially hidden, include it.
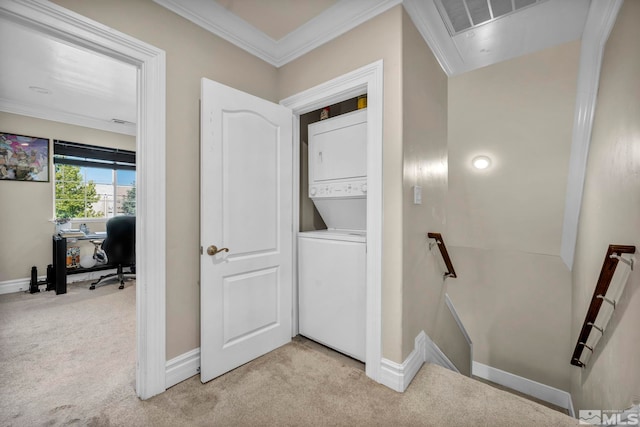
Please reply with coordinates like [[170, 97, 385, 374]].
[[609, 253, 634, 270]]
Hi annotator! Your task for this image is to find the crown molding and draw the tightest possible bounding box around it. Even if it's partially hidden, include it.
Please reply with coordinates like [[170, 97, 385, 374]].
[[274, 0, 402, 67], [402, 0, 461, 76], [153, 0, 401, 68], [560, 0, 624, 269], [152, 0, 275, 64], [0, 98, 136, 136]]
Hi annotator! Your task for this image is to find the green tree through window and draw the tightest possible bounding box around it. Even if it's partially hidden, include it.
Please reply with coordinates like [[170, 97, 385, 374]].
[[55, 164, 101, 218], [121, 182, 136, 215]]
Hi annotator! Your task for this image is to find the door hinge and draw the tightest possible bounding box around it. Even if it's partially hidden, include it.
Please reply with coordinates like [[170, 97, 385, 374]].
[[200, 246, 203, 255]]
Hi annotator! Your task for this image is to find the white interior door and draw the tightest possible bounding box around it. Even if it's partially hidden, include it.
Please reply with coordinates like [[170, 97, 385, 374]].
[[200, 78, 293, 383]]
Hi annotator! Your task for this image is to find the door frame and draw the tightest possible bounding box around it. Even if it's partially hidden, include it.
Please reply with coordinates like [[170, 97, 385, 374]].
[[1, 0, 167, 399], [280, 60, 383, 382]]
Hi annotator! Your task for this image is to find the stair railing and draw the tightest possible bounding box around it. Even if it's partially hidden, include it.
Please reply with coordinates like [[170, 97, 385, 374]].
[[428, 232, 457, 279], [571, 244, 636, 367]]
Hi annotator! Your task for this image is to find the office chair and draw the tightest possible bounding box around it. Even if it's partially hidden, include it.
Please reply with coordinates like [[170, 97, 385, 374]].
[[90, 215, 136, 290]]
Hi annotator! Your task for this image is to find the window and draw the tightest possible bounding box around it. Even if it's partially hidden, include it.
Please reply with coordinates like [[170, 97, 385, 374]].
[[54, 140, 136, 219]]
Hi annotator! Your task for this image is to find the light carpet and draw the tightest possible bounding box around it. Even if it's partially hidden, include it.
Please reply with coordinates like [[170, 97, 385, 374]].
[[0, 281, 577, 426]]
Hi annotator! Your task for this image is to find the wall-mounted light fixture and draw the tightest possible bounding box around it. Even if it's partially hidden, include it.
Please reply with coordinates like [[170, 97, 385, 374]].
[[472, 155, 491, 170]]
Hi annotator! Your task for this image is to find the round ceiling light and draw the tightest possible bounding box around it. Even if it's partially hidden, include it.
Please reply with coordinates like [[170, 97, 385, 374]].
[[472, 155, 491, 170]]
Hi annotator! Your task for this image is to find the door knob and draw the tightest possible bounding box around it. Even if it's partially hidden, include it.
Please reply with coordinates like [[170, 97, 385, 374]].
[[207, 245, 229, 256]]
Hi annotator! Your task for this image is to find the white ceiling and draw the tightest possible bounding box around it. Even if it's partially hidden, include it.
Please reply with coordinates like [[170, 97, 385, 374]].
[[216, 0, 337, 41], [0, 0, 590, 135], [405, 0, 590, 75], [0, 17, 137, 136]]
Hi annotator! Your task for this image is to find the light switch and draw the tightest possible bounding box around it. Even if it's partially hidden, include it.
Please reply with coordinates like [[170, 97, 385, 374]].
[[413, 185, 422, 205]]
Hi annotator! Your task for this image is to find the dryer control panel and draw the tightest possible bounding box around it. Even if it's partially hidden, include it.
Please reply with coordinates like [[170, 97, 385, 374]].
[[310, 180, 367, 198]]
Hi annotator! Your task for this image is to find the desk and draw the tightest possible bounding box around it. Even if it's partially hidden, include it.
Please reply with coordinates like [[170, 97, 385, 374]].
[[51, 233, 114, 295]]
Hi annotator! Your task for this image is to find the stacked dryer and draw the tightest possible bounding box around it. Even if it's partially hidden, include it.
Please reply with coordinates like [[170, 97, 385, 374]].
[[298, 108, 367, 362]]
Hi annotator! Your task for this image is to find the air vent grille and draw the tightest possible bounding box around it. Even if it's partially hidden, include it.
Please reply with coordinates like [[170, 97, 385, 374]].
[[435, 0, 546, 35], [111, 118, 134, 125]]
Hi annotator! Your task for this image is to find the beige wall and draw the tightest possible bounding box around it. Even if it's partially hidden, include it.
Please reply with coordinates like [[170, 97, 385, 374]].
[[446, 41, 580, 391], [571, 0, 640, 411], [400, 9, 450, 361], [298, 110, 324, 233], [447, 41, 580, 255], [0, 112, 134, 282], [448, 247, 571, 389], [278, 6, 405, 362], [433, 298, 471, 376], [52, 0, 279, 359]]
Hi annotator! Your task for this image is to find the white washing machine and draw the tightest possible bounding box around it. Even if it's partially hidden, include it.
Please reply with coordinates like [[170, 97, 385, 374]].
[[298, 230, 366, 361], [298, 108, 367, 362]]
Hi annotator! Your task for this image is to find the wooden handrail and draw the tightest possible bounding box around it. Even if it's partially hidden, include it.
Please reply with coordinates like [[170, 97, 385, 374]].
[[571, 244, 636, 367], [427, 232, 457, 278]]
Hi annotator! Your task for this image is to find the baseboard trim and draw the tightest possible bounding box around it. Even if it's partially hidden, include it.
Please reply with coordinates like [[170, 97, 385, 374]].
[[379, 330, 463, 392], [568, 397, 575, 418], [0, 269, 118, 296], [0, 277, 45, 295], [165, 347, 200, 389], [472, 361, 574, 415], [424, 332, 460, 374], [379, 331, 426, 392]]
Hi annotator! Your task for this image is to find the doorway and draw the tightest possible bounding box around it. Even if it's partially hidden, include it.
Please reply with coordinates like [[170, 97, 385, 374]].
[[1, 1, 167, 399], [281, 60, 384, 382], [198, 62, 383, 384]]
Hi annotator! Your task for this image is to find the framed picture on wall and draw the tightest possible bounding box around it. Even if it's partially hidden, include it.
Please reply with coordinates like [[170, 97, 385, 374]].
[[0, 132, 50, 182]]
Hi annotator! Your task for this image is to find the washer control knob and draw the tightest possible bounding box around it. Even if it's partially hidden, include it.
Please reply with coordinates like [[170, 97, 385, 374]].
[[361, 184, 368, 193], [310, 187, 317, 196]]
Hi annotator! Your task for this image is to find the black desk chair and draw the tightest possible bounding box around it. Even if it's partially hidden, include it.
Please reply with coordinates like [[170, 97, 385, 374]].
[[90, 216, 135, 290]]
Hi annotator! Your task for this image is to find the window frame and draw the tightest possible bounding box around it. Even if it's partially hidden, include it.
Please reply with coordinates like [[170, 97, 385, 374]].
[[53, 140, 136, 220]]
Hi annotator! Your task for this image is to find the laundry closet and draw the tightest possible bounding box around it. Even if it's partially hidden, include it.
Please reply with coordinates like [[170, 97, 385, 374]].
[[297, 97, 367, 362]]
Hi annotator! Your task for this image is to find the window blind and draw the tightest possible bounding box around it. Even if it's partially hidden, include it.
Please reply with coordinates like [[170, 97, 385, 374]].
[[53, 140, 136, 171]]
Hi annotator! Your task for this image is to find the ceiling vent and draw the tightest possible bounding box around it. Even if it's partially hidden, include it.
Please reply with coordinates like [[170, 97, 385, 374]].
[[435, 0, 547, 35], [111, 118, 134, 125]]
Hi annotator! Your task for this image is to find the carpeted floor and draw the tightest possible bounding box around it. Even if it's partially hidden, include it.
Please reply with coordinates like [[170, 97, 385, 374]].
[[0, 280, 578, 426], [0, 280, 136, 427]]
